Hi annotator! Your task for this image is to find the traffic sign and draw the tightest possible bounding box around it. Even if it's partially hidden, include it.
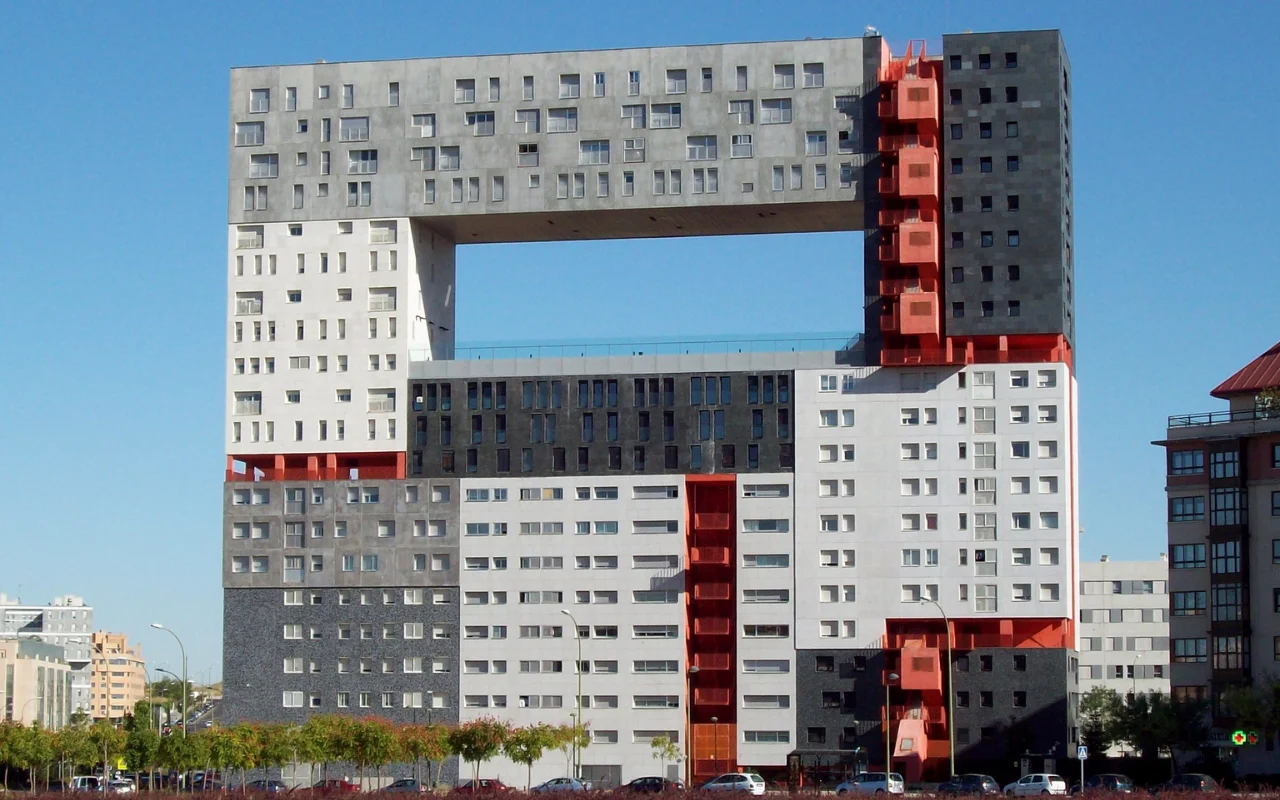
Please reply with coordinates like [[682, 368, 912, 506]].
[[1076, 745, 1088, 760]]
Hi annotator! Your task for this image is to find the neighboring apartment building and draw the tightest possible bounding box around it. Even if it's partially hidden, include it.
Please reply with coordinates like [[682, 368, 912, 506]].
[[223, 30, 1077, 785], [1078, 556, 1170, 753], [0, 593, 95, 714], [90, 632, 147, 722], [0, 639, 74, 729], [1159, 340, 1280, 773]]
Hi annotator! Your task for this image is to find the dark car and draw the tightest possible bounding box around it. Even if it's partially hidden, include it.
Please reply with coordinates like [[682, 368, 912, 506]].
[[1151, 774, 1218, 794], [384, 779, 428, 793], [620, 777, 686, 793], [246, 779, 290, 793], [1070, 775, 1133, 794], [312, 779, 361, 793], [455, 780, 511, 794], [938, 774, 1001, 796]]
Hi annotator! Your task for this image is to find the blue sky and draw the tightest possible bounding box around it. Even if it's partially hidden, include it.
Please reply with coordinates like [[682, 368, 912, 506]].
[[1, 0, 1277, 680]]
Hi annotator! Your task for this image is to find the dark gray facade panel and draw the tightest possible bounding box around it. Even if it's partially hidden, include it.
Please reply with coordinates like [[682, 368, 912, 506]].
[[222, 588, 460, 730], [223, 479, 461, 589], [797, 648, 1078, 769], [940, 31, 1074, 348], [408, 372, 794, 479]]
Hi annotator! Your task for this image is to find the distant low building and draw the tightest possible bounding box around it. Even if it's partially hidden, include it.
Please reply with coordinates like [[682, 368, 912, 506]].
[[0, 593, 94, 714], [90, 632, 147, 722], [0, 638, 73, 729], [1078, 555, 1171, 754]]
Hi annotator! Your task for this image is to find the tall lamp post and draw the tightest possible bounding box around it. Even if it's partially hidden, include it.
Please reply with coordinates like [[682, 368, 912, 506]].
[[885, 673, 900, 775], [919, 598, 956, 778], [710, 716, 719, 775], [686, 665, 700, 785], [150, 624, 188, 738], [560, 609, 584, 780]]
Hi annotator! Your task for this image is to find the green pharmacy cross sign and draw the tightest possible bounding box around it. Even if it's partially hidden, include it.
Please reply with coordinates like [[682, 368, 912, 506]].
[[1231, 730, 1260, 746]]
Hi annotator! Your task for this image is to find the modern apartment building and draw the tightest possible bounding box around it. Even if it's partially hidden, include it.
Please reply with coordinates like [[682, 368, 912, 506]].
[[89, 632, 147, 722], [1159, 340, 1280, 771], [1077, 556, 1170, 753], [223, 29, 1077, 785], [0, 638, 74, 729], [0, 593, 95, 715]]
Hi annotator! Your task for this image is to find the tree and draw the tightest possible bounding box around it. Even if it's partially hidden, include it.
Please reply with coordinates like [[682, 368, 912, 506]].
[[204, 726, 243, 793], [123, 726, 160, 788], [125, 700, 154, 733], [1224, 674, 1280, 743], [53, 724, 96, 790], [504, 725, 558, 789], [158, 730, 205, 789], [350, 718, 399, 789], [398, 723, 452, 788], [449, 718, 509, 783], [552, 724, 589, 779], [86, 720, 125, 789], [1079, 686, 1124, 756], [0, 722, 21, 789], [1116, 691, 1210, 772], [649, 734, 681, 781], [12, 724, 55, 793], [257, 725, 298, 788]]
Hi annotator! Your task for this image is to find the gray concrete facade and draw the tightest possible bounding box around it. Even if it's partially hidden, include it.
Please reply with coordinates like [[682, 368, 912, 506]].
[[938, 30, 1075, 348], [229, 39, 873, 242]]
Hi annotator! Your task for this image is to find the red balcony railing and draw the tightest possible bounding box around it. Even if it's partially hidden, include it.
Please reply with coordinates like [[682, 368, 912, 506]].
[[693, 652, 732, 671], [878, 133, 938, 152], [694, 687, 733, 705], [879, 278, 938, 296], [693, 617, 732, 636], [690, 547, 731, 567], [693, 512, 731, 530], [878, 207, 938, 227], [694, 583, 732, 601]]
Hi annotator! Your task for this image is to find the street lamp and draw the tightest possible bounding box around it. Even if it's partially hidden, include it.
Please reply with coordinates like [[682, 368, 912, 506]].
[[560, 610, 584, 780], [151, 624, 188, 739], [885, 673, 900, 776], [20, 696, 41, 726], [686, 665, 701, 785], [710, 716, 719, 775], [919, 598, 956, 778]]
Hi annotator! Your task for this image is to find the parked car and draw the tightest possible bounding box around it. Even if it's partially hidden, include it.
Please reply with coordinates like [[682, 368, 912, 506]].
[[938, 774, 1001, 796], [107, 780, 137, 795], [312, 779, 360, 792], [1002, 775, 1067, 796], [384, 779, 428, 793], [69, 777, 102, 792], [619, 777, 685, 793], [531, 778, 589, 792], [701, 773, 767, 795], [245, 779, 289, 793], [835, 772, 906, 795], [455, 780, 511, 794], [1070, 774, 1133, 794], [1150, 774, 1219, 793]]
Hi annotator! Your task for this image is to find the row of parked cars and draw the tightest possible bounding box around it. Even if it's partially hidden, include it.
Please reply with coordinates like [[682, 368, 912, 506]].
[[228, 773, 767, 795], [833, 771, 1221, 796]]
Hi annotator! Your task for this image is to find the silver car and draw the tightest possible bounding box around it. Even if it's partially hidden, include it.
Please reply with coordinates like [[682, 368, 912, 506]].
[[700, 773, 766, 795], [836, 772, 905, 795]]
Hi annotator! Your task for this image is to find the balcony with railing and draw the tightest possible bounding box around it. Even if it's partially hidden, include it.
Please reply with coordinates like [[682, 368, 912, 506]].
[[878, 207, 938, 228], [879, 278, 938, 296], [1167, 407, 1280, 429], [693, 617, 732, 636], [693, 583, 732, 602], [693, 652, 732, 671], [878, 133, 938, 153], [694, 687, 732, 705], [693, 512, 731, 530], [690, 547, 731, 567]]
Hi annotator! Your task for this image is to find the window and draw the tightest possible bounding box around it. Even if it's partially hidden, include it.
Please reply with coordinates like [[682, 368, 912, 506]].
[[686, 135, 717, 160], [802, 62, 824, 88], [1169, 450, 1204, 476], [548, 107, 578, 133], [579, 139, 610, 165], [665, 69, 687, 94], [805, 131, 827, 156], [559, 73, 580, 99], [1171, 543, 1207, 569], [1170, 496, 1205, 522], [651, 103, 681, 129], [761, 99, 792, 124], [235, 121, 264, 146]]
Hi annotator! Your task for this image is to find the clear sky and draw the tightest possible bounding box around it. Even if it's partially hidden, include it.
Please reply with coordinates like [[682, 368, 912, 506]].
[[1, 0, 1277, 680]]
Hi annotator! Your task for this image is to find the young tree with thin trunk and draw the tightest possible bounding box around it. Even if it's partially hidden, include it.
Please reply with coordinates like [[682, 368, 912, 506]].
[[86, 720, 125, 792], [449, 718, 510, 785], [397, 723, 452, 788], [503, 725, 558, 789], [649, 735, 681, 782]]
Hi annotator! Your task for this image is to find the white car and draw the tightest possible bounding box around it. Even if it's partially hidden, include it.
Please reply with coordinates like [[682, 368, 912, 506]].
[[835, 772, 905, 795], [701, 773, 767, 795], [1003, 774, 1067, 796]]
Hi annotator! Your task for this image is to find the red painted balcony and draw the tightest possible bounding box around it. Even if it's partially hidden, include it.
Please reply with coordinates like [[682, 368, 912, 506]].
[[878, 133, 938, 153], [889, 706, 948, 724], [896, 148, 939, 198], [693, 512, 731, 530], [690, 547, 731, 567], [694, 583, 732, 601], [879, 295, 939, 337], [879, 278, 938, 296], [895, 78, 939, 127], [878, 207, 938, 227], [693, 652, 732, 671], [881, 222, 938, 268], [694, 687, 733, 706], [693, 617, 732, 636]]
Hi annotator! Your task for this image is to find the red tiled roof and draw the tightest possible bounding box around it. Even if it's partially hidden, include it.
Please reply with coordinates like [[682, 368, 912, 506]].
[[1211, 340, 1280, 398]]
